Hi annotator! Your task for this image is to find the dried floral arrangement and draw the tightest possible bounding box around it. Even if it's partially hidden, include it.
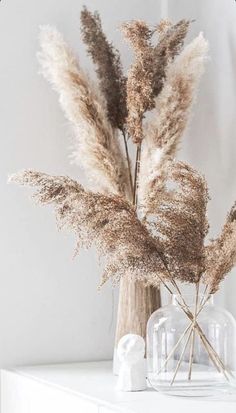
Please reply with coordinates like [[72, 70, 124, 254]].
[[9, 8, 236, 384]]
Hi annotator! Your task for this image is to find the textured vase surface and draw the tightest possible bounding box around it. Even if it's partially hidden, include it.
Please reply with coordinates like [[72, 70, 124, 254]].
[[113, 278, 161, 375]]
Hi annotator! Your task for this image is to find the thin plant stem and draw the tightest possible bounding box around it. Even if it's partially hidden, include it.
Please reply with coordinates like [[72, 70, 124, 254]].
[[157, 322, 192, 374], [182, 307, 229, 377], [185, 310, 230, 379], [171, 280, 191, 312], [200, 284, 208, 303], [169, 288, 231, 379], [154, 270, 229, 376], [158, 279, 227, 377], [188, 281, 200, 380], [198, 330, 231, 378], [146, 257, 231, 379], [168, 281, 231, 377], [154, 277, 230, 379], [121, 130, 133, 196], [197, 326, 233, 379], [170, 326, 194, 385], [133, 143, 142, 207], [198, 293, 211, 312], [157, 294, 223, 377], [157, 300, 223, 378], [170, 291, 231, 385]]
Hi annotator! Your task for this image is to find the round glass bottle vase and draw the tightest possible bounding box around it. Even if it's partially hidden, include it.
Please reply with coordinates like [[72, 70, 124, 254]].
[[147, 294, 236, 396]]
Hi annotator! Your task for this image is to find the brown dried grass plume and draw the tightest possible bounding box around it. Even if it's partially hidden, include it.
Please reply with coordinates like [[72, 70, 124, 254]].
[[139, 33, 208, 213], [153, 19, 190, 97], [145, 162, 209, 284], [9, 170, 169, 288], [81, 7, 127, 131], [122, 20, 154, 144], [204, 202, 236, 293]]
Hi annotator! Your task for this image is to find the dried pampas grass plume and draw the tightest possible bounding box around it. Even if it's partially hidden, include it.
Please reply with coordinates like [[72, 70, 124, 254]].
[[146, 162, 209, 284], [9, 170, 168, 288], [139, 33, 208, 212], [153, 19, 190, 97], [122, 20, 154, 144], [204, 202, 236, 293], [38, 26, 130, 198], [80, 7, 127, 131], [121, 18, 190, 144], [149, 32, 208, 150]]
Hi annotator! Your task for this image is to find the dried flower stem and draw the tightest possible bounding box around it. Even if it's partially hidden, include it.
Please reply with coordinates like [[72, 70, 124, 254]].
[[150, 259, 231, 381], [200, 284, 208, 306], [133, 143, 142, 207], [170, 314, 230, 385], [183, 325, 225, 377], [188, 281, 200, 380], [150, 271, 230, 379], [176, 294, 231, 379], [172, 319, 227, 383], [122, 130, 133, 196], [170, 326, 194, 385], [199, 291, 211, 310], [157, 297, 225, 379], [162, 281, 231, 381], [198, 326, 233, 378], [185, 319, 230, 380], [193, 297, 233, 378], [157, 322, 192, 374]]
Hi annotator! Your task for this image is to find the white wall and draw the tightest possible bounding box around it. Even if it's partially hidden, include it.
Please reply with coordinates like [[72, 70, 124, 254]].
[[0, 0, 235, 371]]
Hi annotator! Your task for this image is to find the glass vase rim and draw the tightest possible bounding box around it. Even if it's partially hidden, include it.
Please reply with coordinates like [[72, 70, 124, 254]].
[[171, 292, 213, 306]]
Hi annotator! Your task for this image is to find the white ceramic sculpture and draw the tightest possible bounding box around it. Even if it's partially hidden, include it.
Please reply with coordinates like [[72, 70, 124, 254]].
[[116, 334, 147, 392]]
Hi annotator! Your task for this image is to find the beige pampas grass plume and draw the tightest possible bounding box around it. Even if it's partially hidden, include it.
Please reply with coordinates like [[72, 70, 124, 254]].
[[9, 170, 168, 288], [121, 19, 190, 144], [153, 19, 190, 97], [145, 162, 209, 284], [38, 26, 130, 198], [139, 33, 208, 213], [204, 202, 236, 293], [122, 20, 154, 144]]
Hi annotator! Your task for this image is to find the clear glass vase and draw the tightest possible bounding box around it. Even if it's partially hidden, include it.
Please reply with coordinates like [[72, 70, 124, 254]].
[[147, 294, 236, 397]]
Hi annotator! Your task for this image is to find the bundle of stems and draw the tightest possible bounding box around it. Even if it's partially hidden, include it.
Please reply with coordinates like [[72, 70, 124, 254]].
[[155, 281, 234, 385], [9, 9, 236, 385]]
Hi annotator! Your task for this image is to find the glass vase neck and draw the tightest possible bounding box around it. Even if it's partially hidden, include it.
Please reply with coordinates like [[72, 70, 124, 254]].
[[171, 293, 213, 307]]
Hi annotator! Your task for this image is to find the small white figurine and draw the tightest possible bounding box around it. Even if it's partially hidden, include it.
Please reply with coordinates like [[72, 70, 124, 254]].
[[116, 334, 147, 392]]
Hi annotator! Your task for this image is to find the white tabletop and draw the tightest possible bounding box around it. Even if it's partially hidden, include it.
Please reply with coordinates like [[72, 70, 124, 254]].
[[2, 361, 236, 413]]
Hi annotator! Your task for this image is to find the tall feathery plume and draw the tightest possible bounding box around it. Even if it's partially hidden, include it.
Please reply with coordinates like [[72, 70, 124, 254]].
[[139, 33, 208, 214], [122, 20, 154, 144], [146, 162, 209, 283], [121, 19, 190, 143], [80, 7, 127, 131], [204, 202, 236, 293], [152, 19, 190, 97], [38, 26, 130, 198], [9, 170, 168, 287]]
